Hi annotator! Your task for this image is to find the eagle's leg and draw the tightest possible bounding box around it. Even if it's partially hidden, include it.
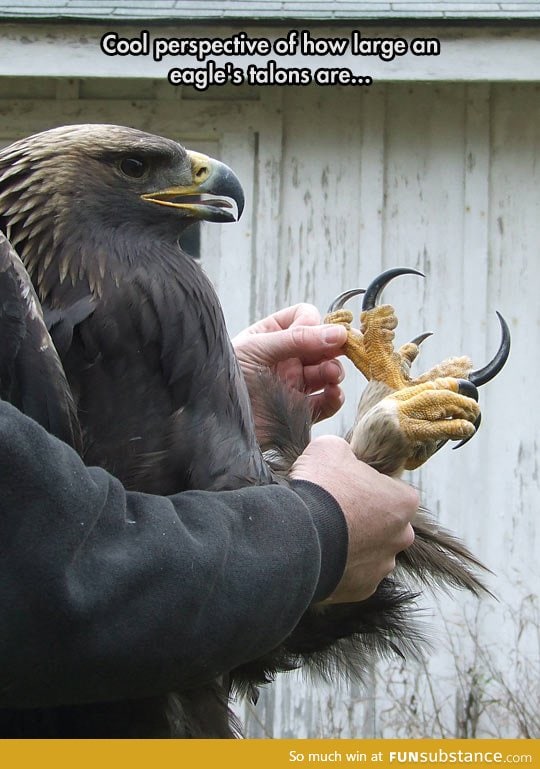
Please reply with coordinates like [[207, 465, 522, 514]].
[[413, 355, 472, 383], [357, 300, 480, 462]]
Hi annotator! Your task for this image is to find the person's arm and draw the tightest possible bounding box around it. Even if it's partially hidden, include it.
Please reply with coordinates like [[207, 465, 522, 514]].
[[0, 397, 417, 709], [0, 400, 347, 708]]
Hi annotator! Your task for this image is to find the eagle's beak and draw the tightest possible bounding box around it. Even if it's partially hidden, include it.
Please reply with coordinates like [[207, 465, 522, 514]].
[[141, 151, 245, 223]]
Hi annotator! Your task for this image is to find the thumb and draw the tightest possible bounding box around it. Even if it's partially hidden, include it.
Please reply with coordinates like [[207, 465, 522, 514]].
[[261, 324, 348, 365]]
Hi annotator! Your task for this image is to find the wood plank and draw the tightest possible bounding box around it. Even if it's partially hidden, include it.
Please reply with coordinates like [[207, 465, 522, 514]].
[[248, 88, 285, 324], [242, 82, 539, 739], [215, 129, 256, 336], [0, 97, 265, 140]]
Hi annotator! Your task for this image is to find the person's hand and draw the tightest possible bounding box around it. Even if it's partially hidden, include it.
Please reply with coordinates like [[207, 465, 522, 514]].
[[291, 435, 418, 604], [232, 304, 348, 424]]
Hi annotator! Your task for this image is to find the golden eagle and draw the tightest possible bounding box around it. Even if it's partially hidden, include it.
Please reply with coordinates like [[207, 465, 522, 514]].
[[0, 125, 509, 737]]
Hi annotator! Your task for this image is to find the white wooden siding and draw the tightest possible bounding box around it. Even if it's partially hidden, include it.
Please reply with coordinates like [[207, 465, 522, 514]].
[[0, 76, 537, 737], [241, 82, 539, 738]]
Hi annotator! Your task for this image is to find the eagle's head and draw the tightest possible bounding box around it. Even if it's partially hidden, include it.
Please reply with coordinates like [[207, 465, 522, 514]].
[[0, 124, 244, 300]]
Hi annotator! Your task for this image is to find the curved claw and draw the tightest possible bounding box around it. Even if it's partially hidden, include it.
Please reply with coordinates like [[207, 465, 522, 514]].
[[451, 379, 480, 450], [326, 288, 366, 313], [469, 312, 511, 387], [362, 267, 424, 311], [409, 331, 433, 347], [457, 378, 479, 402]]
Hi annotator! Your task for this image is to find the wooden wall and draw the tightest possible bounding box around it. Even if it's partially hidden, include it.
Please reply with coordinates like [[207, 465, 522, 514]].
[[0, 75, 537, 737]]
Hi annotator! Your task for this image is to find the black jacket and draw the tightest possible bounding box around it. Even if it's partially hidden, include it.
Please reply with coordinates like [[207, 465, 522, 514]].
[[0, 401, 347, 709]]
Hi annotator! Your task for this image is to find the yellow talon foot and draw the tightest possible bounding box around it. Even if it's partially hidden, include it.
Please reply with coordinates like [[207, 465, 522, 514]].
[[360, 304, 412, 389], [324, 308, 353, 329], [398, 341, 422, 368], [349, 377, 480, 475], [392, 378, 480, 469]]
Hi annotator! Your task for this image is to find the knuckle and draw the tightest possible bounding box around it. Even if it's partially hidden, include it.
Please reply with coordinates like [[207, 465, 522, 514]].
[[322, 359, 344, 382], [290, 324, 308, 347], [313, 434, 349, 453], [293, 303, 321, 325]]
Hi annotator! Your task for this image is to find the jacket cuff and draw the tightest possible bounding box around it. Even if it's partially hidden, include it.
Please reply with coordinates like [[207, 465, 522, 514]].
[[289, 479, 349, 603]]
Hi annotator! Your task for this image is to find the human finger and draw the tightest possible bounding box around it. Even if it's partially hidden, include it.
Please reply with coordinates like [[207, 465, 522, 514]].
[[302, 359, 345, 392], [263, 303, 322, 332], [251, 324, 348, 368], [237, 304, 322, 338]]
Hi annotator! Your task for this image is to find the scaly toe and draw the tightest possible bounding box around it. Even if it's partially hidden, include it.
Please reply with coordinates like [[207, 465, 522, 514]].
[[324, 308, 354, 328], [360, 304, 409, 390]]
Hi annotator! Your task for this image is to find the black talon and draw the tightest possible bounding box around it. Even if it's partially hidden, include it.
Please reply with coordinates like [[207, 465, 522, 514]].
[[454, 379, 479, 448], [362, 267, 424, 311], [327, 288, 365, 314], [457, 378, 479, 402], [468, 312, 511, 387], [409, 331, 433, 347], [454, 313, 509, 450]]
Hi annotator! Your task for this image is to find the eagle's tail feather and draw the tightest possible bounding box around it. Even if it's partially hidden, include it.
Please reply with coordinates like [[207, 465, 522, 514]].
[[232, 578, 427, 695], [397, 508, 492, 597]]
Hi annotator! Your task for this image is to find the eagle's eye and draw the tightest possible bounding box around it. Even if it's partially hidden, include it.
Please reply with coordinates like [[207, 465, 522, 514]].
[[119, 156, 148, 179]]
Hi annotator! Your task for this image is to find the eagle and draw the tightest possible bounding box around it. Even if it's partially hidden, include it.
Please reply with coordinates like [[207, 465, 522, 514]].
[[0, 125, 509, 738]]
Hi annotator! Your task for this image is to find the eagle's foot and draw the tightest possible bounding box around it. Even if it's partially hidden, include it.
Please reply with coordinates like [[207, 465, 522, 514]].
[[391, 377, 480, 469], [350, 376, 480, 474], [325, 271, 427, 389], [328, 270, 509, 468], [325, 301, 425, 389]]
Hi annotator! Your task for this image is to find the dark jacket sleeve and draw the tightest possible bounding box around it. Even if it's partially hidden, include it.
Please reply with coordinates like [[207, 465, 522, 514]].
[[0, 402, 347, 708]]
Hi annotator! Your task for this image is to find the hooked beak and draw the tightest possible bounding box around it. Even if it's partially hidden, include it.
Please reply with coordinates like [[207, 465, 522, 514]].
[[141, 150, 245, 223]]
